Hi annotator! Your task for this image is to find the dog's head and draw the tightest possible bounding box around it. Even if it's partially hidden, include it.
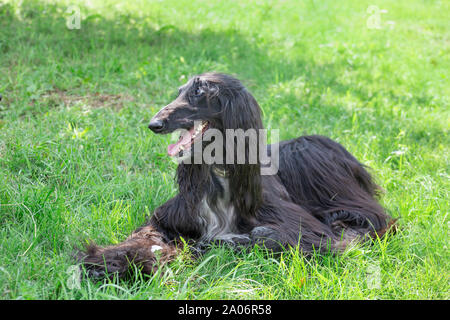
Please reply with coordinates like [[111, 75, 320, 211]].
[[148, 72, 263, 157]]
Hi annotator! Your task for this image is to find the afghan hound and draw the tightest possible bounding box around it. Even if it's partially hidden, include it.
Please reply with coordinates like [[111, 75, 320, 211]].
[[80, 72, 395, 279]]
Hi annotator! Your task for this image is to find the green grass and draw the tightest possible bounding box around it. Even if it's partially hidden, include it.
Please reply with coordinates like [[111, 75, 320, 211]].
[[0, 0, 448, 299]]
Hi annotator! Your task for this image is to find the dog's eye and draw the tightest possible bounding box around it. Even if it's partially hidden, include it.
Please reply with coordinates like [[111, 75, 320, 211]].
[[194, 87, 203, 97]]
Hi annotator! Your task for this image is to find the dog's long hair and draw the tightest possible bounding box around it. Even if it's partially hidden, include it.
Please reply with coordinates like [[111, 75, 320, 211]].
[[147, 72, 394, 250], [81, 73, 396, 278]]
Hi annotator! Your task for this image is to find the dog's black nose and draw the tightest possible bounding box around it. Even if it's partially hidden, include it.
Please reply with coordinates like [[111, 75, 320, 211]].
[[148, 119, 165, 133], [0, 94, 2, 102]]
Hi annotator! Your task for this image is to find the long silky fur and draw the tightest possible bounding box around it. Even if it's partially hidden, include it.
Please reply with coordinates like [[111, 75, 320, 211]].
[[79, 72, 395, 279]]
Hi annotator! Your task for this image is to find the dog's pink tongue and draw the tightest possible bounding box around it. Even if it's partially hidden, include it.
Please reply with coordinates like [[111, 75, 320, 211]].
[[167, 143, 181, 157], [167, 128, 194, 156]]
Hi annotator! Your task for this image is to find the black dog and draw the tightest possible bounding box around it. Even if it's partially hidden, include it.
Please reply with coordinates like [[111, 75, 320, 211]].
[[81, 73, 395, 278]]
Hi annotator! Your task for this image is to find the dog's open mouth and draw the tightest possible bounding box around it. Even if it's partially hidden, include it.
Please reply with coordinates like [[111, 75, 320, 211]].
[[167, 121, 209, 156]]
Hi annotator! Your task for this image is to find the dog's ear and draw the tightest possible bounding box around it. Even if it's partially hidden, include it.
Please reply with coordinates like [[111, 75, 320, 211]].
[[219, 88, 264, 218], [204, 81, 219, 99], [206, 82, 219, 96], [219, 89, 263, 131]]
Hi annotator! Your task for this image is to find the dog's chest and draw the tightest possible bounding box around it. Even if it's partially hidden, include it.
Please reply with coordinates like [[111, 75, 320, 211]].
[[198, 177, 240, 242]]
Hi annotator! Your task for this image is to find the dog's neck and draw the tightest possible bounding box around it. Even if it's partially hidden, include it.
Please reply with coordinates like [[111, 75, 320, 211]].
[[212, 166, 228, 178], [175, 128, 264, 219], [176, 163, 221, 204], [176, 161, 262, 222], [176, 163, 254, 241]]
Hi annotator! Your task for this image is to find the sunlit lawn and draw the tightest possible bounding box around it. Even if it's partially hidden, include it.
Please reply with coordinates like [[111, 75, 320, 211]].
[[0, 0, 448, 299]]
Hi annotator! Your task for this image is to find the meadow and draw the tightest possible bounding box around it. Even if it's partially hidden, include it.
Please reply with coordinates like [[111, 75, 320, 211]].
[[0, 0, 448, 299]]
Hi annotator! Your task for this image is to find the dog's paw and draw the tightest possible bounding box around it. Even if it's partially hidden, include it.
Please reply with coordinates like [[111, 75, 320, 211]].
[[86, 268, 106, 280], [77, 244, 131, 280], [250, 226, 285, 251], [193, 235, 252, 254]]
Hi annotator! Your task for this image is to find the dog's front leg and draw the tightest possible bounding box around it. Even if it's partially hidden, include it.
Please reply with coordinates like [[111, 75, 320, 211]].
[[250, 226, 287, 252], [193, 234, 253, 254], [193, 227, 288, 254], [79, 225, 178, 280]]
